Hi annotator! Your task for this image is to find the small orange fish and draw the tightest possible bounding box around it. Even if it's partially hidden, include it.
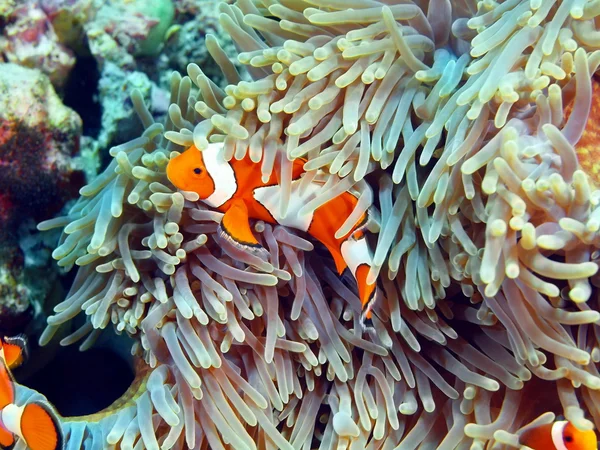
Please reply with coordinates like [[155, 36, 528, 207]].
[[0, 339, 63, 450], [167, 143, 378, 324], [520, 420, 597, 450], [0, 335, 27, 371]]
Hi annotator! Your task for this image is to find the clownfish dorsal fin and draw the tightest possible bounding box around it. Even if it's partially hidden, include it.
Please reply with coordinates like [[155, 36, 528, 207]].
[[1, 335, 28, 370], [19, 402, 63, 450], [219, 198, 265, 251]]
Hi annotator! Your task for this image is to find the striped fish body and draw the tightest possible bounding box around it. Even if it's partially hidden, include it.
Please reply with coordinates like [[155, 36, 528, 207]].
[[167, 143, 377, 321], [520, 421, 597, 450]]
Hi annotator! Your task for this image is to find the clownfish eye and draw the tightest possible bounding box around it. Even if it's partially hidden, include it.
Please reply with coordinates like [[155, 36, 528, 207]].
[[565, 435, 573, 443], [193, 168, 202, 175]]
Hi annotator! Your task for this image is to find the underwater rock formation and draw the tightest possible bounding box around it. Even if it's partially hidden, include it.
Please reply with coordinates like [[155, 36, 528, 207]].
[[84, 0, 175, 69], [154, 0, 245, 89], [26, 0, 600, 449], [0, 63, 82, 336], [0, 0, 76, 88], [0, 63, 83, 242], [0, 246, 32, 334], [95, 62, 169, 156]]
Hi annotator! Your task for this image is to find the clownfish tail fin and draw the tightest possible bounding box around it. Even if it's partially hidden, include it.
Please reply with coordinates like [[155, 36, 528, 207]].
[[1, 335, 28, 370], [20, 402, 63, 450], [0, 360, 14, 410]]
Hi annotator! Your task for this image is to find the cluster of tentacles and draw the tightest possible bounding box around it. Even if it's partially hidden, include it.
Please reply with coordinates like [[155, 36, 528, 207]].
[[23, 0, 600, 448]]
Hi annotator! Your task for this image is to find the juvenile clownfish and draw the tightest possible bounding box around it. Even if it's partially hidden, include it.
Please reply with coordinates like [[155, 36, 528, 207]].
[[519, 420, 597, 450], [0, 338, 63, 450], [0, 335, 27, 371], [166, 143, 378, 324]]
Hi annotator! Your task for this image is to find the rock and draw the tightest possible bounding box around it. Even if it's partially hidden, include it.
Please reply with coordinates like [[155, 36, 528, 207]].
[[96, 62, 168, 159], [84, 0, 174, 68], [0, 63, 84, 244], [153, 0, 245, 89], [0, 245, 33, 335], [40, 0, 95, 55], [0, 0, 76, 88]]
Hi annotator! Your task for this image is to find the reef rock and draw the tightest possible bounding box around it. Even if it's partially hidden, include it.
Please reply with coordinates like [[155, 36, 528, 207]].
[[152, 0, 245, 88], [39, 0, 95, 55], [0, 0, 76, 88], [0, 62, 83, 243], [95, 62, 169, 160], [0, 245, 32, 335], [84, 0, 174, 68]]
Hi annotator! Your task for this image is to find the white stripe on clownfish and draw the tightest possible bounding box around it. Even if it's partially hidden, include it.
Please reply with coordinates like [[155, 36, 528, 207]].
[[201, 143, 237, 208], [1, 403, 23, 439], [552, 421, 569, 450], [341, 236, 372, 277]]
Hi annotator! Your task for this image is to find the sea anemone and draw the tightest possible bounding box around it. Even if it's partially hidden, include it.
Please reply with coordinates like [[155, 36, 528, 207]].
[[32, 0, 600, 448]]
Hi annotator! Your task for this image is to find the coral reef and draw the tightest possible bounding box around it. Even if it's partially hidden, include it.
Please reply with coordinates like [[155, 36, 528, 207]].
[[0, 62, 83, 240], [30, 0, 600, 449], [39, 0, 94, 54], [84, 0, 175, 69], [0, 246, 32, 334], [0, 62, 83, 336], [151, 0, 245, 89], [94, 62, 170, 159], [0, 0, 76, 88]]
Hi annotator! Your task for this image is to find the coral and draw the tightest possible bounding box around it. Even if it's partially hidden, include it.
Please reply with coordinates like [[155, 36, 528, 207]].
[[39, 0, 94, 54], [153, 0, 245, 89], [94, 62, 169, 157], [0, 0, 76, 88], [84, 0, 175, 69], [0, 63, 83, 242], [0, 62, 81, 341], [0, 245, 32, 335], [32, 0, 600, 449]]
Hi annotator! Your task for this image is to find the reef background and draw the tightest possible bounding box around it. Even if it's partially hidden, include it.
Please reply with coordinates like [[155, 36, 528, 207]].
[[0, 0, 237, 431], [4, 0, 600, 449]]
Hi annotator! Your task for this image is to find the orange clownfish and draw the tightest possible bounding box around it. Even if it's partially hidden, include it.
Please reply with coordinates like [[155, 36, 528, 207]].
[[0, 335, 27, 371], [167, 143, 378, 324], [0, 337, 63, 450], [519, 420, 597, 450]]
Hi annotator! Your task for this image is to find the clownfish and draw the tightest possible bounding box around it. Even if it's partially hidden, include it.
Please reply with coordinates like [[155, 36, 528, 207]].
[[0, 336, 63, 450], [166, 143, 378, 324], [0, 335, 28, 371], [519, 420, 597, 450]]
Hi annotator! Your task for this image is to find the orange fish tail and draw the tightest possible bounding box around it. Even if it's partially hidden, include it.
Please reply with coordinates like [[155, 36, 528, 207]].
[[1, 335, 28, 370], [20, 402, 62, 450]]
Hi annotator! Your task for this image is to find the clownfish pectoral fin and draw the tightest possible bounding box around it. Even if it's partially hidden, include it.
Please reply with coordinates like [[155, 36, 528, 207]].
[[1, 335, 28, 370], [20, 402, 63, 450], [0, 361, 14, 410], [219, 199, 264, 250], [0, 425, 14, 449]]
